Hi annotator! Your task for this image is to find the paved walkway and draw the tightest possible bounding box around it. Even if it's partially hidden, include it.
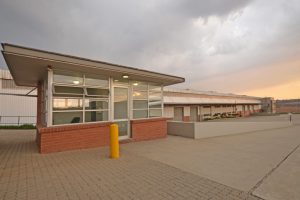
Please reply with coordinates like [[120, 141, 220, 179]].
[[0, 130, 260, 200]]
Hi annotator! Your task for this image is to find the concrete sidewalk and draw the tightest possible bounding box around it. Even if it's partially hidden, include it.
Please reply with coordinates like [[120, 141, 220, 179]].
[[123, 124, 300, 200]]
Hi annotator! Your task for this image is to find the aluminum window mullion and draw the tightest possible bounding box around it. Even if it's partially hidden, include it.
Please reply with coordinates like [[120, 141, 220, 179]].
[[85, 109, 109, 112], [110, 77, 114, 121], [133, 99, 148, 101], [83, 93, 85, 123], [48, 69, 53, 126], [83, 74, 86, 123], [161, 85, 164, 117], [147, 84, 150, 118], [52, 110, 83, 113]]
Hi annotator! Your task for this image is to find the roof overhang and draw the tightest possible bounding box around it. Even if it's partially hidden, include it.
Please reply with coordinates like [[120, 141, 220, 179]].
[[1, 43, 185, 87]]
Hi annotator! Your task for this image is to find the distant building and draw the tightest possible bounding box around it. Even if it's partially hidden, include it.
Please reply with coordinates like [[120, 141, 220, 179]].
[[0, 69, 36, 125], [163, 89, 262, 121], [276, 99, 300, 113], [261, 97, 276, 114]]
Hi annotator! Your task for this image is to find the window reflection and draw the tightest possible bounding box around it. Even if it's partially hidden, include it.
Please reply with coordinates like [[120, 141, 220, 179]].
[[53, 112, 83, 125], [53, 73, 83, 85], [85, 99, 108, 110], [53, 98, 83, 110], [85, 111, 108, 122]]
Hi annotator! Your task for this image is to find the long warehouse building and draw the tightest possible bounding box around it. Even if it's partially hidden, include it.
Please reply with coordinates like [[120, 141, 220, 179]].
[[163, 88, 273, 121], [0, 69, 36, 125]]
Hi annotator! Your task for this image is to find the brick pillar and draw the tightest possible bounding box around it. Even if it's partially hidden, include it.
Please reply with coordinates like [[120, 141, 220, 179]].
[[36, 82, 43, 127], [36, 81, 44, 147]]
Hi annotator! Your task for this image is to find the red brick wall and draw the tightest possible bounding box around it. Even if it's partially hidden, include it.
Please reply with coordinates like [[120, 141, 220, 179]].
[[183, 116, 190, 122], [37, 122, 111, 153], [276, 106, 300, 113], [131, 118, 167, 141], [37, 118, 168, 153], [242, 111, 251, 117]]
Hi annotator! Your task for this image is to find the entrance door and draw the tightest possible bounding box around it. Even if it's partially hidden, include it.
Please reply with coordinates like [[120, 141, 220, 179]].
[[174, 107, 184, 121], [190, 106, 198, 122], [114, 87, 129, 139]]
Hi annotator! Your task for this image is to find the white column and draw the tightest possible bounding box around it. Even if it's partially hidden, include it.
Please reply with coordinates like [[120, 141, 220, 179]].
[[47, 68, 53, 126]]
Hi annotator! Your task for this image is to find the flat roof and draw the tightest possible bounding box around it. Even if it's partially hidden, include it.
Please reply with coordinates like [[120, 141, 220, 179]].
[[1, 43, 185, 87]]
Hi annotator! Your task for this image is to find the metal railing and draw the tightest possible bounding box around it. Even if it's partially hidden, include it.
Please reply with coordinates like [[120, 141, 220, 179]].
[[0, 116, 36, 125]]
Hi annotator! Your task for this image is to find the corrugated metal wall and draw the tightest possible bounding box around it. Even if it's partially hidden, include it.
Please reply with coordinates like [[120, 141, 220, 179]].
[[0, 69, 37, 125]]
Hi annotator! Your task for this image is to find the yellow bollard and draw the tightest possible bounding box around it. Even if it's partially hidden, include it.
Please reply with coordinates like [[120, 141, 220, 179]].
[[110, 124, 119, 159]]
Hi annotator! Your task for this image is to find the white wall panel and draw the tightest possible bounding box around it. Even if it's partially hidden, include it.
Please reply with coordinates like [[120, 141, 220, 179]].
[[164, 106, 174, 118]]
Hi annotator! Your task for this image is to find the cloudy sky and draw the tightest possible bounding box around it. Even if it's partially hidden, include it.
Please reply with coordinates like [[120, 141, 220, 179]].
[[0, 0, 299, 99]]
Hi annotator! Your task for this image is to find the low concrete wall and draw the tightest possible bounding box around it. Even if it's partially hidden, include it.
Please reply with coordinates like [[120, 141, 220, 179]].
[[167, 121, 291, 139], [167, 122, 195, 138]]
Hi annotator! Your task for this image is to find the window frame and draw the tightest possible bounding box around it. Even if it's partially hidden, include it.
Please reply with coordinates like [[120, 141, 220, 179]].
[[131, 82, 163, 120], [51, 71, 110, 126]]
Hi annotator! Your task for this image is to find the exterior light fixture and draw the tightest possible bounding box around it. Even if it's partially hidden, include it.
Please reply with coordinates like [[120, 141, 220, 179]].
[[122, 75, 129, 79], [73, 80, 80, 84], [133, 82, 138, 86]]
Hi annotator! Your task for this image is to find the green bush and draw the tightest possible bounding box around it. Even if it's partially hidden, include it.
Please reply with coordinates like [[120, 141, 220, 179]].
[[0, 124, 36, 129]]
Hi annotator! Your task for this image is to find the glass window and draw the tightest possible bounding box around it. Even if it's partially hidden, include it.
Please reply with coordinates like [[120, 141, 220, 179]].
[[132, 82, 148, 90], [54, 86, 84, 95], [133, 100, 148, 109], [53, 112, 83, 125], [149, 100, 162, 108], [53, 73, 83, 85], [86, 88, 109, 97], [149, 109, 162, 118], [53, 98, 83, 110], [149, 92, 161, 100], [149, 85, 162, 92], [133, 110, 148, 119], [85, 111, 108, 122], [85, 99, 108, 110], [85, 75, 108, 87], [52, 71, 111, 125], [114, 87, 128, 119], [113, 79, 129, 84], [132, 91, 147, 99]]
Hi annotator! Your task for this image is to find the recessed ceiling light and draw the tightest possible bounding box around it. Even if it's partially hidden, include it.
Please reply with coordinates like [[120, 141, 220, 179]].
[[73, 80, 80, 84], [122, 75, 129, 79], [133, 82, 138, 86], [114, 79, 119, 82]]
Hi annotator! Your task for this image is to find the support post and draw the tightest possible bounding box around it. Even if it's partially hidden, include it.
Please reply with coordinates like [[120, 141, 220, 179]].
[[110, 124, 120, 159]]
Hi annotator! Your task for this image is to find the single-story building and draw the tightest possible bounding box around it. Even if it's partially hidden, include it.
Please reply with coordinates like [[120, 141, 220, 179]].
[[163, 89, 263, 121], [1, 43, 184, 153]]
